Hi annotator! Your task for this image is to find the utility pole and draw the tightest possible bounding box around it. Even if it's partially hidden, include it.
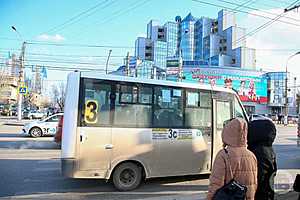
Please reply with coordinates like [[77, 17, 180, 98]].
[[125, 52, 130, 76], [17, 42, 26, 121], [284, 51, 300, 125], [284, 63, 289, 126], [178, 49, 183, 82], [105, 49, 112, 74], [283, 3, 300, 125]]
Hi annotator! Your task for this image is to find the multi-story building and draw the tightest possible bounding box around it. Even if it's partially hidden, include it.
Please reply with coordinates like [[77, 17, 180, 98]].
[[0, 54, 20, 105], [135, 20, 178, 70], [134, 10, 255, 71], [266, 72, 297, 115], [0, 75, 18, 105], [113, 10, 298, 115]]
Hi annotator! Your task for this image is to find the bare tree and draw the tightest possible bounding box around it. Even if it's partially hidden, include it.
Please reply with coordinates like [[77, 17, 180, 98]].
[[52, 82, 65, 111]]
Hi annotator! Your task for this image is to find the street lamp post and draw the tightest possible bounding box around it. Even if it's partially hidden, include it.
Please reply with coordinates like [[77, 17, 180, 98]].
[[11, 26, 26, 121], [105, 49, 112, 75], [284, 51, 300, 125]]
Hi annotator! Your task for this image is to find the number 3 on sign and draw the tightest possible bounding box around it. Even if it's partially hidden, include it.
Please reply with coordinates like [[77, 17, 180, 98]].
[[84, 100, 98, 124]]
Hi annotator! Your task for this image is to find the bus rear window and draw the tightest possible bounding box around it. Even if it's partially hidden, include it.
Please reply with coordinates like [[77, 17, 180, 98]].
[[80, 79, 111, 126]]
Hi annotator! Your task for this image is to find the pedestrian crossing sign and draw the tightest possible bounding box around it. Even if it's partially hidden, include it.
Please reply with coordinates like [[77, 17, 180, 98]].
[[18, 86, 28, 95]]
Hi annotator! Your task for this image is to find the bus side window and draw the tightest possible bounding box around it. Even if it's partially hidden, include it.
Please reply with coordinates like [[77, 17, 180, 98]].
[[114, 84, 152, 127], [153, 87, 183, 127], [185, 90, 212, 128]]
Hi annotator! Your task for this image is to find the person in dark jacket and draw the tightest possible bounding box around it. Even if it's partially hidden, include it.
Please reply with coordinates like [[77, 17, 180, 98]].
[[248, 119, 277, 200]]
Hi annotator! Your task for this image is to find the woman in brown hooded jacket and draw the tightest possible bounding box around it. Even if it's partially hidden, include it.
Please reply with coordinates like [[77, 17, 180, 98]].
[[207, 118, 258, 200]]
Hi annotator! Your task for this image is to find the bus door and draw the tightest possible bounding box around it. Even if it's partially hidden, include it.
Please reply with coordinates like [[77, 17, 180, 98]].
[[212, 98, 232, 165], [78, 80, 113, 173]]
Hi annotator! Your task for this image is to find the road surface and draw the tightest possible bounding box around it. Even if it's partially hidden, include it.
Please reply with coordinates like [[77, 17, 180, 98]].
[[0, 122, 299, 200]]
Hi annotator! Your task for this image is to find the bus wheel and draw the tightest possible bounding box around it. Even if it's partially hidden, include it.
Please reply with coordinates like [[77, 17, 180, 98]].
[[112, 162, 142, 191], [29, 127, 42, 138]]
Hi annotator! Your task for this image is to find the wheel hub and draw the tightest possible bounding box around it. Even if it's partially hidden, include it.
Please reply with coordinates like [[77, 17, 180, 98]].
[[120, 169, 135, 185]]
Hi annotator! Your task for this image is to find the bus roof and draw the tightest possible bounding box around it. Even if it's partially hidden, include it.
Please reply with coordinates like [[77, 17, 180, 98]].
[[78, 71, 236, 94]]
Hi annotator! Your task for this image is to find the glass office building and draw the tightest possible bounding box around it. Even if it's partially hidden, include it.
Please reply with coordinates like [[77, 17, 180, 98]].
[[152, 41, 167, 69], [265, 72, 297, 115], [194, 19, 203, 61], [180, 13, 196, 60], [164, 22, 178, 57], [136, 60, 154, 79]]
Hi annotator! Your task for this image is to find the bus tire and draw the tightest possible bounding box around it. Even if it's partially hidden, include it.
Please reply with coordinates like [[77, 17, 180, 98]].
[[112, 162, 142, 191]]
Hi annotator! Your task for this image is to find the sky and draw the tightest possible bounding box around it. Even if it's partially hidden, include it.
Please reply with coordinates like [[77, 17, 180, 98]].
[[1, 0, 300, 89]]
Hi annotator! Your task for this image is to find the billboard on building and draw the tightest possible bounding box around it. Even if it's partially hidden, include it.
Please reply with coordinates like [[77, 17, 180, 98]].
[[166, 59, 179, 75], [182, 67, 268, 104]]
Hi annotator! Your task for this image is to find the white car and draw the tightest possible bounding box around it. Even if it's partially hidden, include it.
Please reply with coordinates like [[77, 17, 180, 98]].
[[22, 113, 63, 137], [250, 114, 272, 121]]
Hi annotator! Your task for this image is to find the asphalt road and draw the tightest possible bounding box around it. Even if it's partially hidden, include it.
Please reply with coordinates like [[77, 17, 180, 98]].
[[0, 122, 299, 200]]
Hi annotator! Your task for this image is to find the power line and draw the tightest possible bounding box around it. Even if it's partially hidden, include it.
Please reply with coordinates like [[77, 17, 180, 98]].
[[269, 0, 295, 5], [2, 45, 300, 52], [0, 37, 135, 49], [22, 52, 125, 58], [1, 63, 115, 72], [235, 12, 287, 44], [216, 0, 300, 23], [94, 0, 150, 26], [70, 0, 150, 40], [191, 0, 300, 27], [0, 49, 127, 59], [0, 36, 24, 41], [42, 0, 116, 33], [234, 0, 300, 44], [42, 0, 112, 34], [0, 58, 121, 66], [27, 41, 135, 48], [24, 59, 121, 66]]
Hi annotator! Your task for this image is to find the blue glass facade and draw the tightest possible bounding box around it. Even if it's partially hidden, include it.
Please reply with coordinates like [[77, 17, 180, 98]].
[[164, 22, 178, 57], [194, 20, 203, 61], [266, 72, 287, 105], [153, 41, 167, 69], [180, 13, 196, 60], [136, 60, 154, 79]]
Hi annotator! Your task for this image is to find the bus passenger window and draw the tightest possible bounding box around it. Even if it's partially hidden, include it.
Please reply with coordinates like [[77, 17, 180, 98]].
[[120, 85, 137, 103], [139, 86, 152, 104], [200, 92, 211, 107], [153, 87, 183, 127], [185, 90, 211, 127], [114, 84, 152, 127]]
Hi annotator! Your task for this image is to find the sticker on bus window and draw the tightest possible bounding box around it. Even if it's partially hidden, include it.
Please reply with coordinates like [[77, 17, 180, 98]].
[[84, 100, 98, 124]]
